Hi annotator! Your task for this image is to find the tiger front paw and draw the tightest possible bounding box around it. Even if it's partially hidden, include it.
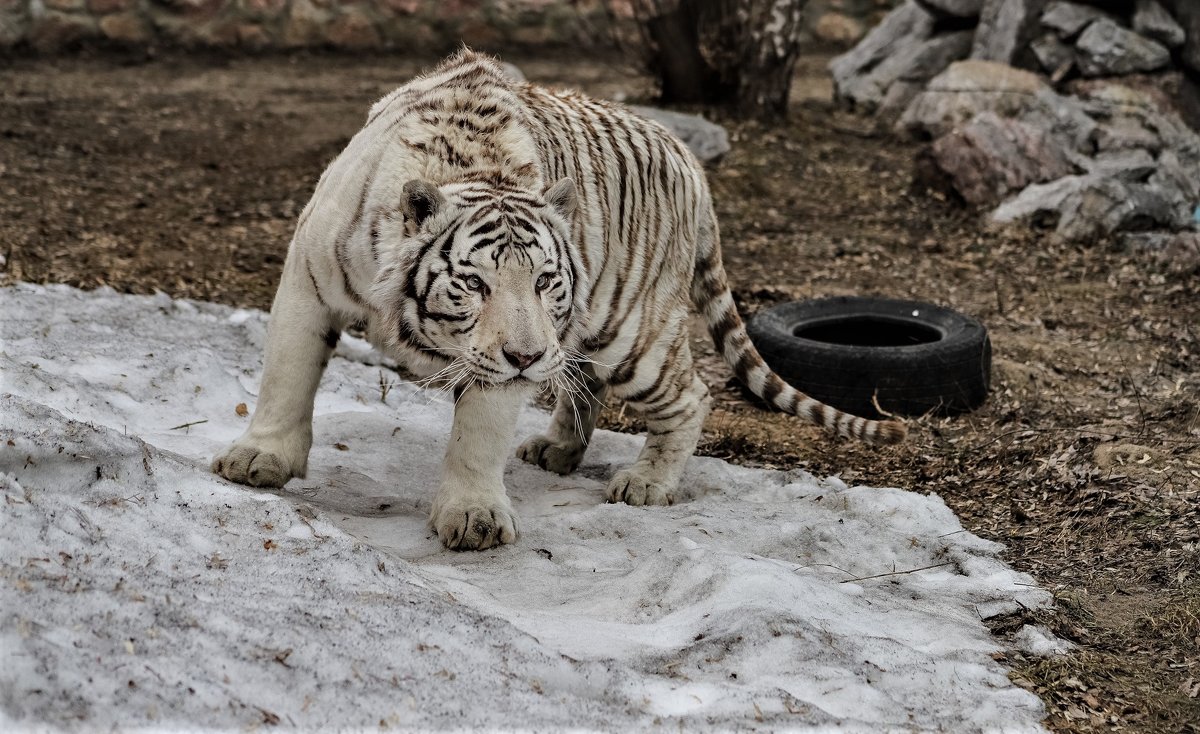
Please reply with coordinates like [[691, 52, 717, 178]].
[[606, 468, 673, 506], [211, 437, 307, 488], [430, 482, 520, 550], [516, 434, 585, 476]]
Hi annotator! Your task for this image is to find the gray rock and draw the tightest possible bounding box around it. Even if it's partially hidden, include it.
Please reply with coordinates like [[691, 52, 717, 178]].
[[628, 106, 730, 164], [898, 60, 1096, 151], [1075, 18, 1171, 77], [915, 0, 985, 18], [1031, 32, 1075, 75], [1081, 148, 1158, 181], [991, 174, 1143, 241], [992, 164, 1197, 241], [1161, 1, 1200, 75], [971, 0, 1048, 63], [831, 2, 936, 109], [498, 62, 526, 82], [1151, 149, 1200, 212], [929, 111, 1077, 205], [839, 30, 974, 113], [1133, 0, 1185, 49], [1094, 116, 1163, 151], [1076, 82, 1200, 156], [1040, 1, 1112, 39], [1121, 231, 1200, 269], [0, 7, 31, 47], [880, 80, 928, 119]]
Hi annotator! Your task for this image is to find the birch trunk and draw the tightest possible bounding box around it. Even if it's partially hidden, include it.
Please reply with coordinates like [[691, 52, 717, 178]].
[[630, 0, 808, 118]]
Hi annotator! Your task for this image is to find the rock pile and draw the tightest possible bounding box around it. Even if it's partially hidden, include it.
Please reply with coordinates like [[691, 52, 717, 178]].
[[832, 0, 1200, 262]]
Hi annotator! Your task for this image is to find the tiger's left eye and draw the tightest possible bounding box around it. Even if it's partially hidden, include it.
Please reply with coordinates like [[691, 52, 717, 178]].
[[535, 274, 552, 292], [464, 275, 485, 292]]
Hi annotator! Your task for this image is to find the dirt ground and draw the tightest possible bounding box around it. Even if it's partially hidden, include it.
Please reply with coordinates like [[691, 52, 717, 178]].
[[2, 50, 1198, 732]]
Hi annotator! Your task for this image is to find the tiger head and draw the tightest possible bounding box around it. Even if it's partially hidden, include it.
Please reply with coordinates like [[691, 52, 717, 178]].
[[371, 177, 588, 388]]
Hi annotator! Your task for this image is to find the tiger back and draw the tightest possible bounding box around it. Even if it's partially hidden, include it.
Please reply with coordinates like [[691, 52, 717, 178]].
[[211, 50, 905, 551]]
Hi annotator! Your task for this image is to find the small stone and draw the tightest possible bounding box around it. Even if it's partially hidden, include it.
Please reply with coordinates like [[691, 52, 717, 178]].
[[971, 0, 1048, 64], [325, 10, 379, 49], [98, 12, 149, 43], [628, 106, 730, 164], [497, 62, 525, 82], [236, 23, 269, 48], [87, 0, 130, 13], [1030, 32, 1074, 75], [1075, 18, 1171, 77], [458, 21, 500, 49], [241, 0, 287, 21], [915, 0, 985, 18], [282, 0, 328, 47], [380, 0, 420, 14], [0, 6, 30, 45], [29, 12, 96, 52], [814, 12, 865, 45], [1121, 231, 1200, 269], [1040, 1, 1111, 39], [1132, 0, 1185, 49]]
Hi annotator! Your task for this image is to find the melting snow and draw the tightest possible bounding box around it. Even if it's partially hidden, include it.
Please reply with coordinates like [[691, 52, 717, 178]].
[[0, 283, 1054, 732]]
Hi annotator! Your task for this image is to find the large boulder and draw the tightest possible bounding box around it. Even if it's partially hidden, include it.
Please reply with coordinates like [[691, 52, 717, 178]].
[[971, 0, 1048, 64], [845, 30, 975, 115], [928, 111, 1077, 205], [1073, 81, 1200, 156], [898, 60, 1096, 150], [1075, 18, 1171, 76], [990, 173, 1189, 241], [830, 2, 936, 110]]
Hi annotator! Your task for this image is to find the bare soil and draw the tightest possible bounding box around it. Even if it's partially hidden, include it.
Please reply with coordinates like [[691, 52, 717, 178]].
[[2, 50, 1198, 732]]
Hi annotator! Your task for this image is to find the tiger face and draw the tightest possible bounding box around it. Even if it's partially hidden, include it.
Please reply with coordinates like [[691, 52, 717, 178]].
[[372, 177, 586, 387]]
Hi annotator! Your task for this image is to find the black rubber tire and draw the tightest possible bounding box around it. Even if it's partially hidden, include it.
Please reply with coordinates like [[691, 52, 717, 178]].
[[746, 296, 991, 418]]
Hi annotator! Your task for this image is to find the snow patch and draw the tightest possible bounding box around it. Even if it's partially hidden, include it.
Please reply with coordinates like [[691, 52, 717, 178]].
[[0, 283, 1058, 731]]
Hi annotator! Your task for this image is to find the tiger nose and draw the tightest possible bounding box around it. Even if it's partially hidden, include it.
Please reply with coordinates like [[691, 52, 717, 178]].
[[503, 347, 544, 370]]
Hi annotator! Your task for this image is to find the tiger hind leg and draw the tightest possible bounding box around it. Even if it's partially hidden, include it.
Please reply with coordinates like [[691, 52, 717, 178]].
[[517, 363, 608, 475], [606, 344, 711, 506]]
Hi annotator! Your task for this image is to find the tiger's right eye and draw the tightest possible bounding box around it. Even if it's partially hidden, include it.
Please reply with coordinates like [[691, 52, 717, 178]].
[[464, 275, 485, 292]]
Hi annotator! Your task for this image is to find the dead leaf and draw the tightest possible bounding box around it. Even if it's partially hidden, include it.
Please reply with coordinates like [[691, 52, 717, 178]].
[[235, 403, 248, 417], [333, 442, 348, 451]]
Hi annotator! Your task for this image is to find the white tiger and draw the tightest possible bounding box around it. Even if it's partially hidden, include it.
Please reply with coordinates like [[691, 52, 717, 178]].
[[211, 50, 906, 550]]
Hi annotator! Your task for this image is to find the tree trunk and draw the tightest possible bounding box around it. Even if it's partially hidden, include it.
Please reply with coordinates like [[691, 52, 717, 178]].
[[630, 0, 809, 118], [730, 0, 808, 116]]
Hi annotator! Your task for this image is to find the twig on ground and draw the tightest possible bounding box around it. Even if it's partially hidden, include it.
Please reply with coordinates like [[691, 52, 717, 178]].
[[168, 419, 208, 431], [839, 561, 955, 584]]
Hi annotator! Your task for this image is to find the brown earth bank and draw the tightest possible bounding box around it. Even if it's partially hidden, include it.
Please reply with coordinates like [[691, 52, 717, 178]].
[[1, 50, 1198, 732]]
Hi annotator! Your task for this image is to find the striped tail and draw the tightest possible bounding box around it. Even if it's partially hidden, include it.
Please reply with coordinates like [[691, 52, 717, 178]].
[[690, 239, 907, 446]]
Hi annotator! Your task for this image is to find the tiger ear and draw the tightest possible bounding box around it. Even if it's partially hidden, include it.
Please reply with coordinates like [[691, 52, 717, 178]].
[[544, 178, 577, 219], [400, 180, 445, 227]]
